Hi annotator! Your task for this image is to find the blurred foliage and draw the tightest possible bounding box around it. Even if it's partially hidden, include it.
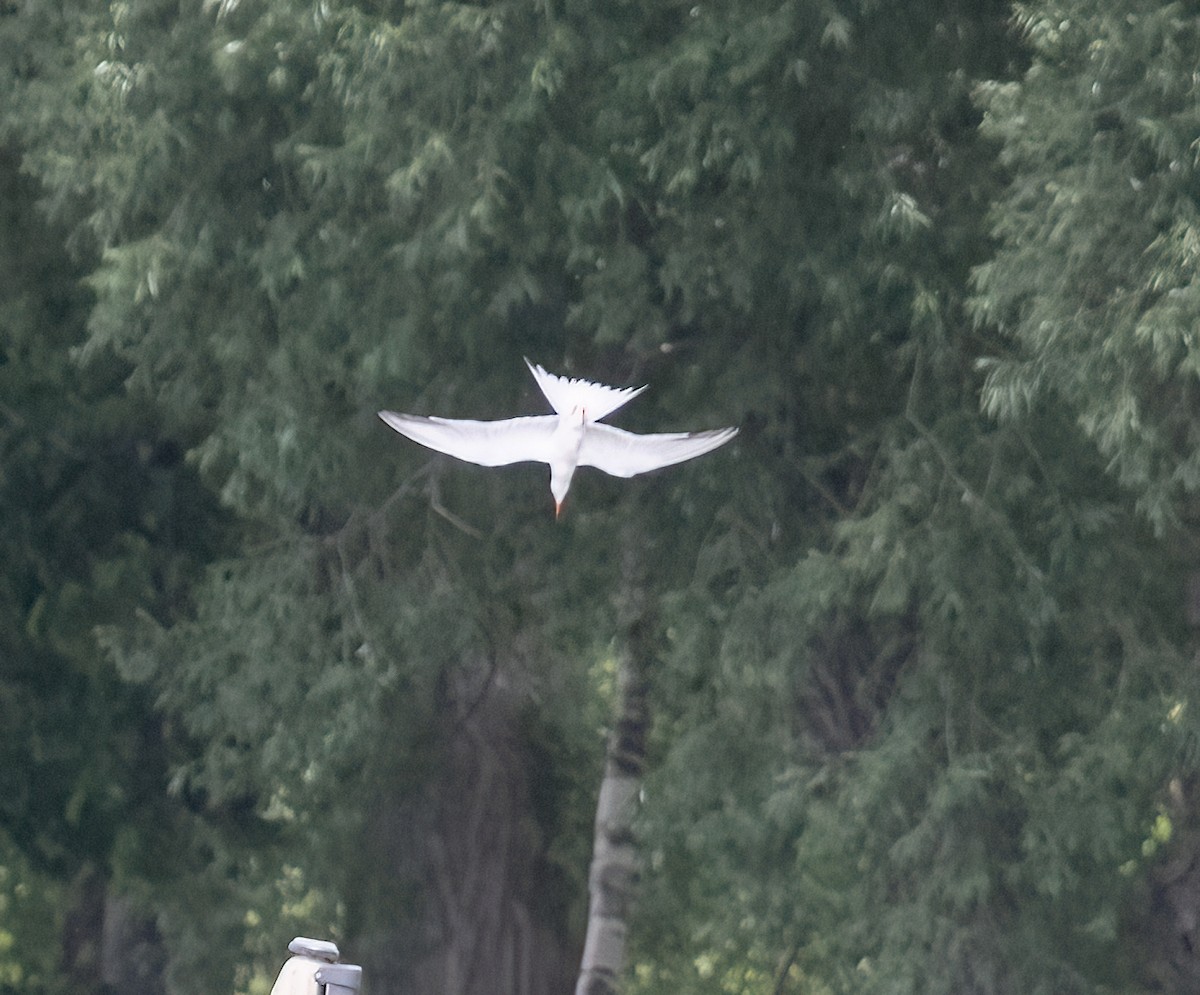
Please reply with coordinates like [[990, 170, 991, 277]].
[[973, 2, 1200, 532], [0, 836, 64, 994]]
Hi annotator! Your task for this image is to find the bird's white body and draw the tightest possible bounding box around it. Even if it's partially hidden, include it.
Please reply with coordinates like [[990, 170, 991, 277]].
[[379, 359, 737, 514]]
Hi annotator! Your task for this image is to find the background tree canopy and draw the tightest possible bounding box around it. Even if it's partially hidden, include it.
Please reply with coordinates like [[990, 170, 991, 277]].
[[4, 0, 1200, 992]]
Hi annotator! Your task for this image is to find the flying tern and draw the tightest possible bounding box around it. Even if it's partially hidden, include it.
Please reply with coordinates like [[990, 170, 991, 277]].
[[379, 359, 738, 516]]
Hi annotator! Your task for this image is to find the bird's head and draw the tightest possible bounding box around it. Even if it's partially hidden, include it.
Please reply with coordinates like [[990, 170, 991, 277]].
[[552, 485, 570, 520], [550, 471, 572, 519]]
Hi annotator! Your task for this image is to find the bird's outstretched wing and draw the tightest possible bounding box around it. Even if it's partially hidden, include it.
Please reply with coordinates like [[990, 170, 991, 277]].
[[378, 412, 560, 466], [578, 423, 738, 478], [525, 358, 646, 422]]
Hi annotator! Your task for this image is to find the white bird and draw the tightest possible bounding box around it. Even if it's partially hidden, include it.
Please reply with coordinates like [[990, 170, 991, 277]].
[[379, 359, 738, 517]]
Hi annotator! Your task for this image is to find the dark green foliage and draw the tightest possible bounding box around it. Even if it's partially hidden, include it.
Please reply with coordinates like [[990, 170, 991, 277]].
[[0, 139, 241, 989], [5, 0, 1200, 992], [974, 2, 1200, 531]]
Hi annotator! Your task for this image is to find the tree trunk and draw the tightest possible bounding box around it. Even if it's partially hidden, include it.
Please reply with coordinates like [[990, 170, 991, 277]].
[[61, 865, 167, 994], [575, 536, 653, 995], [349, 669, 579, 995]]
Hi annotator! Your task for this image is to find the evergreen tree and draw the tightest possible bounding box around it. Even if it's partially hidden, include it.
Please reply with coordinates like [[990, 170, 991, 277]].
[[0, 140, 229, 990], [7, 0, 1200, 992], [974, 3, 1200, 988]]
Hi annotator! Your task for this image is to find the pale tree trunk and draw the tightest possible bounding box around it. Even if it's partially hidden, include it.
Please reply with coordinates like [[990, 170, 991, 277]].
[[575, 535, 653, 995]]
